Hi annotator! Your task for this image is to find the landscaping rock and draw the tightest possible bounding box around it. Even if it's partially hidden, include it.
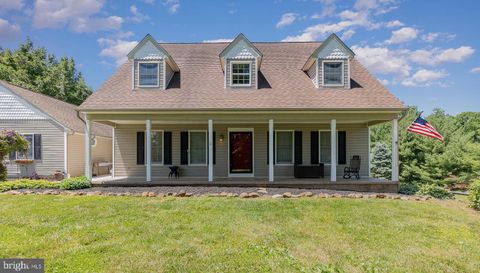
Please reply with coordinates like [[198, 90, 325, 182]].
[[333, 193, 342, 198], [141, 192, 149, 197], [239, 192, 249, 198], [301, 192, 314, 197], [257, 188, 268, 194], [376, 194, 386, 199], [282, 192, 292, 198], [185, 193, 194, 197], [248, 192, 260, 198], [147, 192, 156, 197], [272, 194, 283, 199], [175, 190, 186, 197]]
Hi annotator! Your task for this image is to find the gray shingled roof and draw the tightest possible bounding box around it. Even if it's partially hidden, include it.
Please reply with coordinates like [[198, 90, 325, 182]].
[[79, 41, 405, 111], [0, 80, 111, 137]]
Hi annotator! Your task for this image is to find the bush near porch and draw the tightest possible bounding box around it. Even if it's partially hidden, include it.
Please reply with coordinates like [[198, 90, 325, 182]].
[[0, 196, 479, 272], [0, 176, 91, 192]]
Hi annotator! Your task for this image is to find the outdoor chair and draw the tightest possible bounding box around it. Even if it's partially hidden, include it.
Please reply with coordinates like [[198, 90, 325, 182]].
[[168, 166, 180, 179], [343, 155, 361, 179]]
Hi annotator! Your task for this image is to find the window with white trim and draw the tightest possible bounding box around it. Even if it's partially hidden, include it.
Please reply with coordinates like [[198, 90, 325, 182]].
[[231, 62, 251, 86], [276, 131, 294, 164], [319, 131, 331, 163], [138, 62, 159, 87], [189, 131, 207, 165], [323, 61, 343, 86], [151, 131, 163, 164], [17, 134, 33, 159]]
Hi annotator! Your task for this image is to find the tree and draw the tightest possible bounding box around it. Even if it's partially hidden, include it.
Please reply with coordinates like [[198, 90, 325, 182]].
[[370, 142, 392, 179], [0, 38, 92, 105], [0, 131, 29, 181]]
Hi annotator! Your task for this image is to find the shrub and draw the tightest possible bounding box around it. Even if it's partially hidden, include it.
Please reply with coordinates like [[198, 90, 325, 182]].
[[417, 184, 452, 199], [60, 176, 91, 190], [468, 179, 480, 210], [0, 179, 60, 192], [398, 183, 418, 195]]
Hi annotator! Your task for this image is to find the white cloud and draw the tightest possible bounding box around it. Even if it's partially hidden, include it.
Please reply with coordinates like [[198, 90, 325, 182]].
[[378, 78, 389, 85], [311, 0, 337, 18], [0, 18, 21, 41], [283, 0, 396, 41], [70, 16, 123, 33], [385, 20, 404, 28], [471, 67, 480, 73], [276, 13, 298, 28], [341, 29, 355, 40], [385, 27, 418, 44], [351, 45, 411, 78], [401, 69, 448, 87], [202, 38, 233, 43], [163, 0, 180, 14], [407, 46, 475, 66], [32, 0, 123, 32], [98, 38, 137, 66], [129, 5, 149, 23], [421, 32, 439, 43], [0, 0, 24, 13]]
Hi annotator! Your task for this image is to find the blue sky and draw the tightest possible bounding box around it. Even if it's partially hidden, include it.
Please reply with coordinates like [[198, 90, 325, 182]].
[[0, 0, 479, 114]]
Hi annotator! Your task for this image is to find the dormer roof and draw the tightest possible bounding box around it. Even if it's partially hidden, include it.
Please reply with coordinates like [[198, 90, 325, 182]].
[[219, 33, 263, 71], [302, 33, 355, 71], [127, 34, 180, 71]]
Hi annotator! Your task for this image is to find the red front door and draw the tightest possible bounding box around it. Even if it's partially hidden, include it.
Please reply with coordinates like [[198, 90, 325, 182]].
[[229, 132, 253, 174]]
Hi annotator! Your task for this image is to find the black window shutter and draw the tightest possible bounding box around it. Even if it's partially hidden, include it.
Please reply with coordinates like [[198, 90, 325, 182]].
[[180, 132, 188, 165], [294, 131, 302, 165], [34, 134, 42, 160], [213, 132, 216, 165], [338, 131, 347, 165], [136, 132, 145, 165], [311, 131, 319, 164], [267, 132, 275, 165], [164, 132, 172, 165]]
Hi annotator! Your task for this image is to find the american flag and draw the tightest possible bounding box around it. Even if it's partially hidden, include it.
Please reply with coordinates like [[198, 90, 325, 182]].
[[407, 116, 444, 141]]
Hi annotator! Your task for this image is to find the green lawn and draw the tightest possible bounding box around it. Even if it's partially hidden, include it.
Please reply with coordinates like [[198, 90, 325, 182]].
[[0, 196, 479, 273]]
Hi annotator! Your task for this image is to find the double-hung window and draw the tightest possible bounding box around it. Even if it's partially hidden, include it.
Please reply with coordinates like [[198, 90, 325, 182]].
[[231, 62, 251, 86], [189, 131, 207, 165], [319, 131, 331, 164], [18, 134, 34, 159], [323, 61, 344, 86], [276, 131, 294, 164], [138, 62, 159, 87], [151, 131, 163, 164]]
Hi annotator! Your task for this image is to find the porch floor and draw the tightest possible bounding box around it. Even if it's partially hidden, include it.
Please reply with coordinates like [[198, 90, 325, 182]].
[[92, 176, 398, 193]]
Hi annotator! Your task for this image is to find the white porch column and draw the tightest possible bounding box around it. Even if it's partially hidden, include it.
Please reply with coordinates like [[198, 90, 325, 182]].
[[208, 119, 213, 182], [112, 127, 115, 178], [330, 119, 337, 182], [269, 119, 274, 182], [146, 120, 152, 182], [84, 118, 92, 180], [392, 118, 399, 182]]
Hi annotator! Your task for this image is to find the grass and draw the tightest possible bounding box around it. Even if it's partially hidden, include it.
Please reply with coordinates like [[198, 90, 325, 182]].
[[0, 196, 479, 272]]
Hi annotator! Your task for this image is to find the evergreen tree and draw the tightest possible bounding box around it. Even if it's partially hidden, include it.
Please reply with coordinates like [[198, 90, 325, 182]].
[[0, 38, 92, 105], [370, 142, 392, 179]]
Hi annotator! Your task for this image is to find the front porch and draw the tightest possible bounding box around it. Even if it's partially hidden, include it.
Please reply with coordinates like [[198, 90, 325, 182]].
[[83, 110, 400, 192], [92, 176, 399, 193]]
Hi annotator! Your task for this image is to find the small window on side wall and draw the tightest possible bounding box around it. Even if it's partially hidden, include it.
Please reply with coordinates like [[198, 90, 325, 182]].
[[231, 62, 251, 86], [323, 61, 344, 86], [138, 62, 159, 87]]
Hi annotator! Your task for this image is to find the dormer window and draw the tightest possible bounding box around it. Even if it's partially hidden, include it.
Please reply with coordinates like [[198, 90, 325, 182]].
[[323, 61, 344, 86], [231, 62, 251, 86], [138, 62, 160, 87]]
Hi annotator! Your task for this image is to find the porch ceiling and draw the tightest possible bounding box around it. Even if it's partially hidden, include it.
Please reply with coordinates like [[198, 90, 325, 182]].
[[87, 111, 399, 126]]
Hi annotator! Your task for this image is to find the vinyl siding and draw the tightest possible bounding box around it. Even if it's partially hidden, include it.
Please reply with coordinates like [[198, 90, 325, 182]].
[[113, 123, 369, 179], [67, 133, 112, 177], [2, 120, 65, 178], [307, 59, 318, 88]]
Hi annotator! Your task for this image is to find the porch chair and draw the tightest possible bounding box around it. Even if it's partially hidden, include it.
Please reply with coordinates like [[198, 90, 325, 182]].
[[343, 155, 361, 180]]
